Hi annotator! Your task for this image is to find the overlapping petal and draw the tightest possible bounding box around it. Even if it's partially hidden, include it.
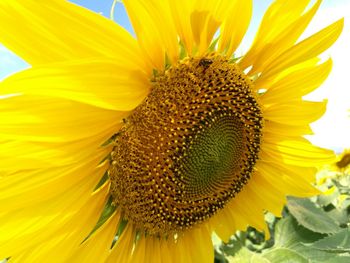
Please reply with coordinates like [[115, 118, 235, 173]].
[[1, 58, 149, 111], [0, 0, 142, 66]]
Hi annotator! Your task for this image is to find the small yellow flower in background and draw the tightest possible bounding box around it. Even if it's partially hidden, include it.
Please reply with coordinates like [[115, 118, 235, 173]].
[[335, 149, 350, 173], [0, 0, 343, 262]]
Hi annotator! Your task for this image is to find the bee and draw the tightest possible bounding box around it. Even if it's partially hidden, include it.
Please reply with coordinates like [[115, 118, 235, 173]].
[[198, 58, 213, 69]]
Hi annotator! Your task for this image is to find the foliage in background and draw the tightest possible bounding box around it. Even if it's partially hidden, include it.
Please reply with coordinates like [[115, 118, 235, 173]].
[[215, 159, 350, 263]]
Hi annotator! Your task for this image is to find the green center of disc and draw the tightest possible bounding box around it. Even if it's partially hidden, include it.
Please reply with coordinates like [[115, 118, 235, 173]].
[[178, 114, 245, 200]]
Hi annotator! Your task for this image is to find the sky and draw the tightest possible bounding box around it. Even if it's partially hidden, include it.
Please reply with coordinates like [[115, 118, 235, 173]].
[[0, 0, 349, 152]]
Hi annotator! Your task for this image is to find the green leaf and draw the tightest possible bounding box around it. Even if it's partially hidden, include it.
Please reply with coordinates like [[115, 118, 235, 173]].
[[287, 197, 341, 234], [320, 256, 350, 263], [325, 208, 348, 226], [316, 187, 339, 206], [263, 248, 308, 263], [228, 248, 269, 263], [311, 228, 350, 253], [273, 216, 336, 262], [274, 215, 324, 248]]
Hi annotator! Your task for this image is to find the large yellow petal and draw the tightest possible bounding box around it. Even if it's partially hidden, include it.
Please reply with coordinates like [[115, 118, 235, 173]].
[[261, 19, 344, 79], [257, 161, 320, 197], [212, 177, 269, 241], [106, 224, 134, 263], [210, 206, 237, 242], [188, 227, 214, 263], [244, 172, 286, 217], [1, 58, 149, 111], [217, 0, 253, 56], [67, 212, 120, 263], [264, 121, 313, 136], [130, 234, 147, 263], [0, 95, 126, 142], [261, 136, 335, 167], [177, 226, 213, 263], [0, 173, 108, 258], [263, 100, 327, 126], [0, 131, 111, 171], [259, 59, 332, 105], [123, 0, 179, 72], [246, 0, 322, 75], [159, 239, 174, 263], [0, 0, 142, 66], [145, 237, 161, 263], [239, 0, 312, 69], [167, 0, 195, 55], [0, 149, 108, 212], [168, 0, 238, 56], [259, 59, 332, 104], [9, 183, 109, 263], [254, 57, 321, 90]]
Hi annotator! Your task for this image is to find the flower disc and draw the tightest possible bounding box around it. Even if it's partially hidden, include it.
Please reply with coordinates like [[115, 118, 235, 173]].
[[109, 55, 263, 236]]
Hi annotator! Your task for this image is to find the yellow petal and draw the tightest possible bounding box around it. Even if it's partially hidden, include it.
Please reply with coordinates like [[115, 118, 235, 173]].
[[261, 137, 335, 167], [228, 184, 268, 232], [247, 0, 322, 75], [254, 57, 321, 89], [210, 208, 236, 242], [190, 3, 220, 54], [239, 0, 312, 69], [259, 59, 332, 104], [167, 236, 191, 263], [123, 0, 179, 72], [168, 0, 236, 56], [179, 226, 213, 263], [259, 142, 321, 184], [244, 172, 286, 217], [159, 239, 174, 263], [67, 212, 120, 263], [0, 95, 126, 142], [0, 0, 141, 65], [261, 19, 344, 79], [264, 121, 313, 136], [9, 183, 109, 263], [257, 161, 320, 197], [146, 237, 161, 263], [218, 0, 253, 56], [263, 100, 327, 126], [0, 151, 108, 212], [0, 175, 108, 258], [168, 0, 195, 55], [106, 224, 134, 263], [0, 131, 111, 171], [1, 58, 149, 111], [130, 234, 147, 263]]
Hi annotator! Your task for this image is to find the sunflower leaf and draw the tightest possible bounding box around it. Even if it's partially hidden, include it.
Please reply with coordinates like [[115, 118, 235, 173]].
[[262, 248, 308, 263], [272, 216, 336, 262], [287, 196, 341, 234], [310, 228, 350, 253], [227, 248, 269, 263]]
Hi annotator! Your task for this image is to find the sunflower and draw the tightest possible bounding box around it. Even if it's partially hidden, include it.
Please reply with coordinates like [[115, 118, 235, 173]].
[[334, 149, 350, 174], [0, 0, 343, 262]]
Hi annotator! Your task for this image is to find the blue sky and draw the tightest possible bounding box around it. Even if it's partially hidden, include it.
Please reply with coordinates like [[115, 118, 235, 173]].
[[0, 0, 349, 151]]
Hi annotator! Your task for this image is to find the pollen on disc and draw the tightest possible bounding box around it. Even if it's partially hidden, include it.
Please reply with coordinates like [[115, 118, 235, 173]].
[[108, 55, 263, 236]]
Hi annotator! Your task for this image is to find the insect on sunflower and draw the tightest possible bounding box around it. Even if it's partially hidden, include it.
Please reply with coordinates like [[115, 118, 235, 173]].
[[0, 0, 343, 262]]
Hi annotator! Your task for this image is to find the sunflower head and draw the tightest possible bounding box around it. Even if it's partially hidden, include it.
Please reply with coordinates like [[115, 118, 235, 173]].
[[109, 54, 263, 236], [0, 0, 343, 262]]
